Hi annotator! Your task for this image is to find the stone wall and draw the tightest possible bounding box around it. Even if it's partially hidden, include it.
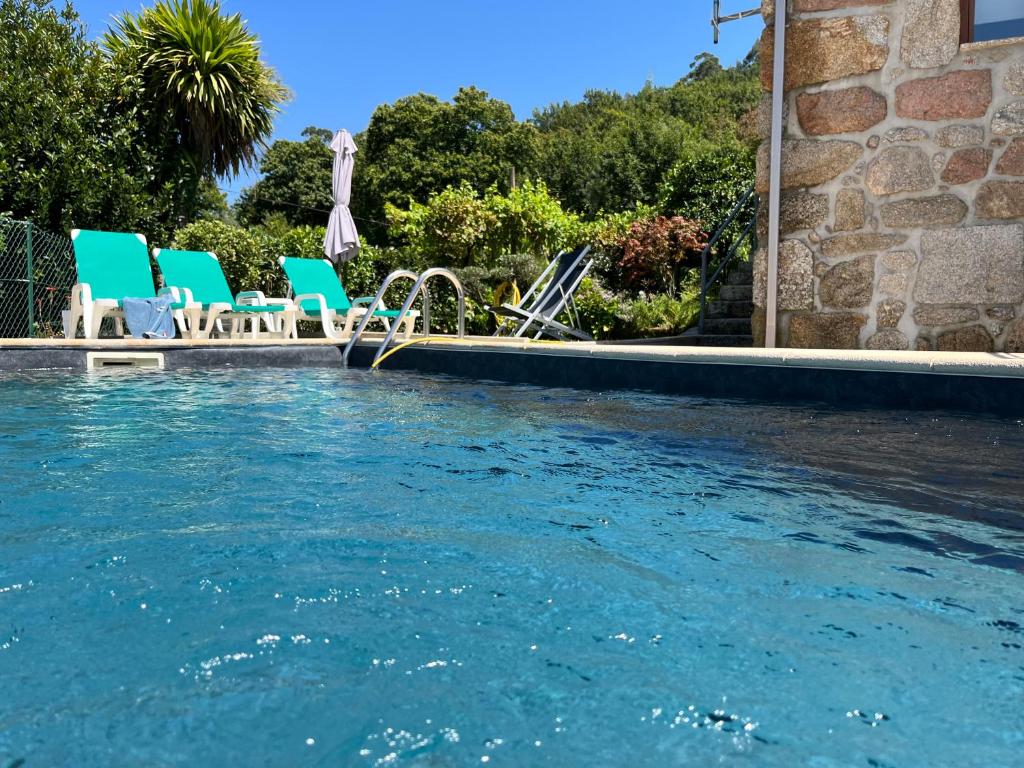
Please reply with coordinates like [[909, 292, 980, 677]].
[[754, 0, 1024, 351]]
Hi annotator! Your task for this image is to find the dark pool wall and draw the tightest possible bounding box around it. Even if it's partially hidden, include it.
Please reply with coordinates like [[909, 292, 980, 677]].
[[0, 346, 344, 373], [2, 343, 1023, 416], [351, 345, 1024, 416]]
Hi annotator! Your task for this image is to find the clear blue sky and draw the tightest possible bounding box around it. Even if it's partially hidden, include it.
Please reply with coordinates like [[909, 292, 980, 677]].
[[72, 0, 763, 195]]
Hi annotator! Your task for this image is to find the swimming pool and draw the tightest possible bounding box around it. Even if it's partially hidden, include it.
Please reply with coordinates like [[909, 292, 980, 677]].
[[1, 369, 1022, 766]]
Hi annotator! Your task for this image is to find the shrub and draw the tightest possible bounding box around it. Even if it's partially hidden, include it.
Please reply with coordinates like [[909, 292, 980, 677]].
[[386, 183, 496, 268], [386, 181, 587, 269], [455, 254, 545, 306], [496, 253, 547, 288], [422, 293, 489, 336], [171, 219, 285, 296], [618, 216, 707, 297], [621, 291, 700, 337], [659, 142, 755, 249], [482, 180, 586, 258], [570, 278, 622, 340], [276, 224, 326, 260], [584, 203, 658, 293], [337, 242, 384, 298]]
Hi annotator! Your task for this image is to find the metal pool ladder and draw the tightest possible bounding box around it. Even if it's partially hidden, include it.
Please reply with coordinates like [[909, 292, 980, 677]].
[[341, 267, 465, 367]]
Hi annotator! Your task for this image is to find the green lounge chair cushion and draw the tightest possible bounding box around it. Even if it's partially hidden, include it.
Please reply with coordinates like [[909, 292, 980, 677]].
[[156, 249, 244, 307], [197, 303, 287, 313], [72, 230, 157, 301], [279, 256, 353, 313], [302, 307, 405, 319]]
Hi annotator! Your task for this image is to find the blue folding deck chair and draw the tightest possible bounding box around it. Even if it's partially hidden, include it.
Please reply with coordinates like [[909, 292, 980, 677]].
[[486, 245, 594, 340]]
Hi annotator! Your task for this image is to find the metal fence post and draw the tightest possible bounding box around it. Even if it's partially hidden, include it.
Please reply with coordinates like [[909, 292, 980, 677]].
[[25, 221, 34, 336]]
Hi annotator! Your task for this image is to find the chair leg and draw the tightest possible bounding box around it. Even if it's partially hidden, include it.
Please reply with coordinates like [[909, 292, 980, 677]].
[[322, 311, 343, 341], [68, 307, 82, 339], [196, 309, 226, 340], [185, 307, 202, 339], [172, 309, 186, 338], [342, 311, 358, 338], [81, 303, 93, 339], [87, 306, 106, 340]]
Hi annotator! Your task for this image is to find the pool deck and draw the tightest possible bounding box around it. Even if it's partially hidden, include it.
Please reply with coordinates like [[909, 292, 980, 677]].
[[2, 335, 1023, 414], [2, 334, 1024, 376]]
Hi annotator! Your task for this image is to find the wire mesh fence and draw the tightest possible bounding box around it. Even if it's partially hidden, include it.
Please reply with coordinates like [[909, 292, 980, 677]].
[[0, 217, 76, 338]]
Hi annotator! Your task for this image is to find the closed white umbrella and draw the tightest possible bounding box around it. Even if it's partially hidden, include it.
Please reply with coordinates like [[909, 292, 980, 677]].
[[323, 129, 359, 263]]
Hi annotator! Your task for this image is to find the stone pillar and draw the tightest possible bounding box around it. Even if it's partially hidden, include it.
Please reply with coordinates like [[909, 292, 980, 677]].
[[754, 0, 1024, 351]]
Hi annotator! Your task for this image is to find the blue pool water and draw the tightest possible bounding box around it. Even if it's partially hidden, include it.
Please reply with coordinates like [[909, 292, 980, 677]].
[[1, 369, 1022, 767]]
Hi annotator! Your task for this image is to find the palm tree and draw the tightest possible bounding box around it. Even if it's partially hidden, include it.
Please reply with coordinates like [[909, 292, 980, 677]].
[[105, 0, 287, 179]]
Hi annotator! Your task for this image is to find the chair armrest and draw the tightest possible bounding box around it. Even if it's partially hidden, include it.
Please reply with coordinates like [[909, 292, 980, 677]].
[[353, 296, 389, 311], [260, 297, 294, 307], [160, 286, 197, 306], [292, 293, 330, 317], [235, 290, 267, 306]]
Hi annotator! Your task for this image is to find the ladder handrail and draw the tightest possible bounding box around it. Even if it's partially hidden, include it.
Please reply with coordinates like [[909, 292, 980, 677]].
[[372, 268, 465, 366], [698, 186, 758, 335], [341, 269, 421, 366]]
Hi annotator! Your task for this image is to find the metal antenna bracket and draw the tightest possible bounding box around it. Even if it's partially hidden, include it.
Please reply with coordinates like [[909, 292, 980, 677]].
[[711, 0, 760, 44]]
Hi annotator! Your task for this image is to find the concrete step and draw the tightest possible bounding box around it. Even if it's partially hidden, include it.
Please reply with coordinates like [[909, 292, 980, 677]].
[[706, 299, 754, 319], [702, 317, 753, 335], [675, 334, 754, 347], [723, 264, 753, 285], [718, 284, 753, 302]]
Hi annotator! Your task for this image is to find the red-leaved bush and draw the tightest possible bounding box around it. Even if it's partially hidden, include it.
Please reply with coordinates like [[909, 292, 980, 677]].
[[617, 216, 708, 296]]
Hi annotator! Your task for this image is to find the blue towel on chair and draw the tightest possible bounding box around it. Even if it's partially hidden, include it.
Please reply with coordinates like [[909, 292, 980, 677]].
[[123, 295, 176, 339]]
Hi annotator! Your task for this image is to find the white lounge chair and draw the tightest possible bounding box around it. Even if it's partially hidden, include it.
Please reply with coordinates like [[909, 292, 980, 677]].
[[278, 256, 418, 340], [68, 229, 199, 339], [155, 248, 294, 339]]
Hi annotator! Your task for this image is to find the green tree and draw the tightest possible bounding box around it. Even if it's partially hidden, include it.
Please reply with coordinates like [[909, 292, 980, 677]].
[[0, 0, 155, 231], [354, 86, 538, 242], [235, 127, 334, 226], [104, 0, 287, 223], [684, 52, 724, 82], [659, 141, 755, 247], [195, 178, 233, 222], [533, 54, 760, 218], [0, 0, 289, 242]]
